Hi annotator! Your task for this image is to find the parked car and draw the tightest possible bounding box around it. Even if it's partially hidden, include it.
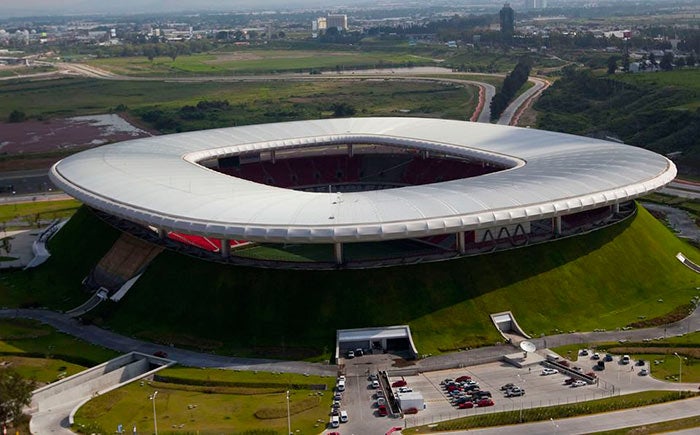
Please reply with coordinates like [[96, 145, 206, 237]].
[[639, 368, 649, 376], [333, 392, 342, 401], [441, 378, 454, 385], [476, 398, 494, 407], [403, 407, 419, 414], [371, 380, 380, 389], [377, 405, 388, 416], [340, 410, 348, 423], [330, 415, 340, 428], [579, 349, 589, 356], [505, 387, 525, 397], [458, 401, 474, 409], [636, 359, 646, 366], [604, 353, 614, 362], [474, 390, 492, 398], [500, 383, 515, 391], [391, 380, 407, 388], [596, 361, 606, 370], [571, 380, 587, 387], [369, 373, 379, 381], [355, 348, 364, 357], [346, 350, 355, 359], [621, 355, 631, 365], [542, 368, 559, 375], [564, 377, 576, 385], [455, 375, 472, 382], [592, 352, 600, 360], [397, 387, 413, 393], [332, 400, 341, 409]]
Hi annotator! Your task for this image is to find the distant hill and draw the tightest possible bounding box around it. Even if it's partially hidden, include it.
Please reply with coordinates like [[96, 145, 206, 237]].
[[535, 68, 700, 177]]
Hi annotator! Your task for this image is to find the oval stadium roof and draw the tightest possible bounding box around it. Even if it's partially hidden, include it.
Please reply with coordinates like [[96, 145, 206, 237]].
[[50, 117, 676, 243]]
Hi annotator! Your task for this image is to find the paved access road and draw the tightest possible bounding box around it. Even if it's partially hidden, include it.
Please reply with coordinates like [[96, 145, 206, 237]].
[[0, 309, 336, 376]]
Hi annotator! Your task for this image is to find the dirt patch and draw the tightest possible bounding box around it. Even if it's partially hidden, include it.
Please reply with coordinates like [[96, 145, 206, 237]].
[[627, 304, 694, 328], [205, 52, 265, 63], [0, 114, 150, 155]]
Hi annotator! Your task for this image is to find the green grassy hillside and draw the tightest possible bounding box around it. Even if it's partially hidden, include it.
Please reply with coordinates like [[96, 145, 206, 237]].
[[59, 205, 699, 359]]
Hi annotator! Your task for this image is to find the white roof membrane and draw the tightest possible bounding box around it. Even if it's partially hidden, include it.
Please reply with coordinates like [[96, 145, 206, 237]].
[[50, 118, 676, 243]]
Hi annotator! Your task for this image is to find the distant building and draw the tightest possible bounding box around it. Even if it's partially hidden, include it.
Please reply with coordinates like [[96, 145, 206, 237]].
[[327, 14, 348, 31], [524, 0, 547, 9], [499, 3, 515, 40]]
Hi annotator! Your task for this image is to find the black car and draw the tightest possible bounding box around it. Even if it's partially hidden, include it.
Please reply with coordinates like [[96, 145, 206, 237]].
[[500, 383, 515, 391], [595, 360, 605, 370], [474, 390, 492, 398], [636, 359, 645, 366]]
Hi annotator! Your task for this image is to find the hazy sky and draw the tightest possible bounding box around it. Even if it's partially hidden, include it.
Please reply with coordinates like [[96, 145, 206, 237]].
[[0, 0, 348, 17]]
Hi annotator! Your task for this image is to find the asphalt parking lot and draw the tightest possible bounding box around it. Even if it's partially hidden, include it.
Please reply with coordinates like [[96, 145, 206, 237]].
[[322, 350, 671, 433]]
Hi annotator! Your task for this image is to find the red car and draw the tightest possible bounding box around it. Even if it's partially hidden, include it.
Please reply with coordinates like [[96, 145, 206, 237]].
[[476, 398, 494, 407], [458, 401, 474, 409], [455, 375, 472, 382], [378, 405, 388, 416], [403, 407, 418, 414], [391, 380, 407, 388]]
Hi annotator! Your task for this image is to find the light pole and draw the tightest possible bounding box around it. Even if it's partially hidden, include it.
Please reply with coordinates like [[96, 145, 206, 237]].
[[150, 391, 158, 435], [673, 352, 683, 388], [286, 390, 291, 435]]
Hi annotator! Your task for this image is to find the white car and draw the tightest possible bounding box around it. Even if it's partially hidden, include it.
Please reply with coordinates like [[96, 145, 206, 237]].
[[339, 410, 348, 423], [330, 415, 340, 428], [541, 368, 559, 376], [397, 387, 413, 393], [571, 380, 587, 387]]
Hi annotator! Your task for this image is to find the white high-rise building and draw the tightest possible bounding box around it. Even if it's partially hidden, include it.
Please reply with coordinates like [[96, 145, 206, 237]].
[[524, 0, 547, 9]]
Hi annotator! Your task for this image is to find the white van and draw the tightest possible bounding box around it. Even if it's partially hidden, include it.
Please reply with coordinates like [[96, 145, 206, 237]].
[[339, 410, 348, 423], [621, 355, 630, 364], [337, 379, 346, 392], [330, 415, 340, 428]]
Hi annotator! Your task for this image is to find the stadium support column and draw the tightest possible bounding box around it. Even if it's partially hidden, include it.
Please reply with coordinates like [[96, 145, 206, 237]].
[[221, 239, 231, 258], [157, 228, 166, 240], [456, 231, 466, 254], [421, 149, 429, 159], [613, 202, 620, 214], [552, 216, 562, 236], [271, 150, 276, 164], [347, 144, 354, 157], [334, 242, 343, 265]]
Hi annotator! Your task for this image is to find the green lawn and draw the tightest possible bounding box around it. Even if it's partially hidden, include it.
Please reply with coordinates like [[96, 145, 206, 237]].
[[0, 199, 81, 222], [593, 415, 700, 434], [0, 318, 119, 367], [73, 367, 336, 435]]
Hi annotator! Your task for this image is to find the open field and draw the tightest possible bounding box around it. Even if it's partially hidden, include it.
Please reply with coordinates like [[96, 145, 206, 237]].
[[73, 367, 336, 435], [2, 203, 693, 360], [0, 77, 476, 134], [89, 49, 439, 76]]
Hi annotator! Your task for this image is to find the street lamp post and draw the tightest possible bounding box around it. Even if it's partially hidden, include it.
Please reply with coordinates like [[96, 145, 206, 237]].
[[286, 390, 291, 435], [150, 391, 159, 435]]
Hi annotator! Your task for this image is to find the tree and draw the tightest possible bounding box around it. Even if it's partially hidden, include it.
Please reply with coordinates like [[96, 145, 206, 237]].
[[8, 110, 26, 123], [0, 368, 35, 425], [607, 56, 619, 75], [686, 53, 696, 67], [660, 52, 674, 71]]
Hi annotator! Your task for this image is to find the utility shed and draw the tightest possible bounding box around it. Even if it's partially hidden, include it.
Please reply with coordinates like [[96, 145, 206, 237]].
[[335, 325, 418, 362], [397, 391, 424, 411]]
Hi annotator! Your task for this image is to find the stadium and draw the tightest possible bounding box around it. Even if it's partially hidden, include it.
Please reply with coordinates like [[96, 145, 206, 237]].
[[49, 117, 676, 270]]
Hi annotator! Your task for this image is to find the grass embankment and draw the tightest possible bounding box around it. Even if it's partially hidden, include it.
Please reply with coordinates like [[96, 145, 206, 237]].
[[73, 367, 335, 435], [43, 204, 696, 360], [0, 206, 121, 310], [410, 391, 698, 432], [0, 318, 119, 383]]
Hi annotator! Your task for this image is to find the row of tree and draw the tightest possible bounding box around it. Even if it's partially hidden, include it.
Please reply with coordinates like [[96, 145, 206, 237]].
[[489, 57, 532, 121]]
